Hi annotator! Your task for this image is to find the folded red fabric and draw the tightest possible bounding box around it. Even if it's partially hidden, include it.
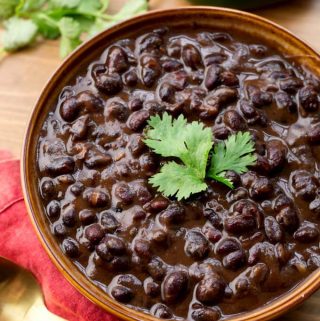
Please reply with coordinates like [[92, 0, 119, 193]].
[[0, 151, 120, 321]]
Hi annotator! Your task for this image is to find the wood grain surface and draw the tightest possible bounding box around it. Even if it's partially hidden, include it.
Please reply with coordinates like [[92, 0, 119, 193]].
[[0, 0, 319, 320]]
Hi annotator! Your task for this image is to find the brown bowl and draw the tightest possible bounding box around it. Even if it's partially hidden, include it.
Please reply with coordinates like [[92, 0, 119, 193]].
[[22, 6, 320, 321]]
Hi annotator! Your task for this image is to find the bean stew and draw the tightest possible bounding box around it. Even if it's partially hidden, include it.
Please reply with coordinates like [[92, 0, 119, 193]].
[[36, 26, 320, 320]]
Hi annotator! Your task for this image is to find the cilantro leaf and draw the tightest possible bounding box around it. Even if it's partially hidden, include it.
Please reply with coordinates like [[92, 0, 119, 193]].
[[58, 17, 81, 57], [144, 112, 213, 200], [0, 0, 19, 19], [149, 162, 208, 201], [112, 0, 147, 20], [2, 17, 38, 51], [32, 12, 60, 39], [49, 0, 80, 9], [15, 0, 45, 14], [208, 131, 257, 188], [1, 0, 148, 57]]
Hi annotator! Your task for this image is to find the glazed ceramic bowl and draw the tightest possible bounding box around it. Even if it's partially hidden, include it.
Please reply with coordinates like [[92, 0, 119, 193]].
[[22, 7, 320, 321]]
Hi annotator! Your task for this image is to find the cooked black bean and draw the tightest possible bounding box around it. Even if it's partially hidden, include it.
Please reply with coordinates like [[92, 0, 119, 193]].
[[111, 285, 133, 303], [196, 275, 225, 304], [162, 270, 189, 303], [37, 26, 320, 321], [185, 231, 209, 260], [62, 238, 80, 258], [264, 216, 283, 243], [85, 223, 105, 244]]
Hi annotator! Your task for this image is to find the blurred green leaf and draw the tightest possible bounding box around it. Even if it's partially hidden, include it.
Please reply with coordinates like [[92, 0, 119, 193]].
[[2, 16, 38, 51]]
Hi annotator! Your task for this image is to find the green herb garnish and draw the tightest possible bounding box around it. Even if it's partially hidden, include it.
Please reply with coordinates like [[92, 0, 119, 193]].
[[0, 0, 148, 57], [144, 112, 257, 200]]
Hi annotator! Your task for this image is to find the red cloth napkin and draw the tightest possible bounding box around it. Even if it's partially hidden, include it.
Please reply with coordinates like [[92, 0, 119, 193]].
[[0, 150, 120, 321]]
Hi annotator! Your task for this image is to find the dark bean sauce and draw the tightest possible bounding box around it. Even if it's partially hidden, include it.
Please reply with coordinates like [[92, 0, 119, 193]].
[[37, 27, 320, 320]]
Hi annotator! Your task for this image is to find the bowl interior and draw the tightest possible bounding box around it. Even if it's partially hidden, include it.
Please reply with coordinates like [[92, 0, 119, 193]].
[[22, 7, 320, 321]]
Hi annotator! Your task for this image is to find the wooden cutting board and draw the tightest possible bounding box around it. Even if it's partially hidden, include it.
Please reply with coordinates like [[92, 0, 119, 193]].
[[0, 0, 319, 320]]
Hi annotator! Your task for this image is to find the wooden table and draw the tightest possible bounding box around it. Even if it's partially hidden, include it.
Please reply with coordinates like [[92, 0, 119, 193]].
[[0, 0, 319, 320]]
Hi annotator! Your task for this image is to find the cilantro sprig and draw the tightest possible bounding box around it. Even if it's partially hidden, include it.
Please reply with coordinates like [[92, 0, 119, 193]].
[[144, 113, 212, 200], [144, 112, 257, 201], [0, 0, 148, 57]]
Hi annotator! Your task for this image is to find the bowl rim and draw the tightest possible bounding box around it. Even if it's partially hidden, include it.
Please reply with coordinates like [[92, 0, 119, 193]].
[[21, 6, 320, 321]]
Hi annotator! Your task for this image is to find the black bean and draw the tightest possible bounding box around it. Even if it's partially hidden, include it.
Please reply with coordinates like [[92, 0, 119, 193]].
[[220, 70, 239, 87], [140, 152, 159, 174], [79, 209, 96, 225], [264, 216, 283, 243], [275, 92, 296, 112], [204, 65, 221, 90], [134, 239, 152, 259], [162, 270, 189, 303], [280, 78, 303, 94], [147, 258, 167, 281], [46, 156, 75, 176], [128, 98, 143, 112], [159, 204, 185, 225], [60, 97, 79, 121], [307, 123, 320, 143], [84, 188, 109, 207], [140, 55, 161, 87], [71, 116, 89, 139], [202, 225, 222, 243], [185, 231, 209, 260], [273, 194, 292, 212], [96, 242, 113, 261], [290, 170, 318, 200], [94, 73, 123, 95], [144, 280, 160, 297], [148, 197, 169, 213], [251, 90, 272, 107], [196, 275, 225, 304], [53, 222, 67, 237], [62, 205, 77, 227], [47, 200, 60, 218], [151, 303, 173, 319], [100, 211, 120, 233], [223, 110, 246, 131], [85, 223, 105, 244], [123, 69, 138, 87], [107, 100, 129, 122], [299, 85, 319, 112], [215, 238, 241, 256], [162, 58, 183, 72], [203, 208, 222, 229], [104, 235, 126, 255], [159, 82, 176, 103], [276, 207, 299, 233], [266, 140, 286, 172], [223, 250, 246, 270], [110, 256, 130, 271], [70, 182, 84, 196], [114, 182, 134, 205], [135, 183, 153, 204], [111, 285, 133, 303], [41, 179, 55, 198], [62, 238, 80, 258], [127, 110, 150, 132], [250, 262, 269, 283], [294, 224, 319, 243], [250, 177, 273, 200], [192, 308, 220, 321], [107, 46, 129, 73], [182, 44, 203, 70]]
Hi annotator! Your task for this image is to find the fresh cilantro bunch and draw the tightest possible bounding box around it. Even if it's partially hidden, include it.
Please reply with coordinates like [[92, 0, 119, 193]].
[[144, 112, 257, 200], [0, 0, 148, 57]]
